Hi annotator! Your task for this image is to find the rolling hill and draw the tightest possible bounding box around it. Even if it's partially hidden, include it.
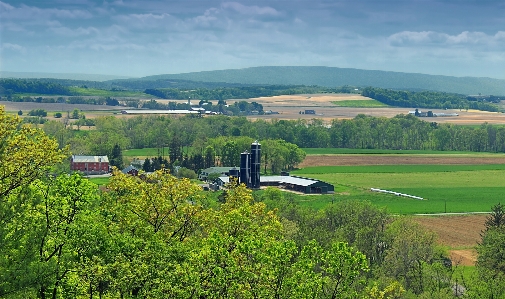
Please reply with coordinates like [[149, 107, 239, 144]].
[[141, 66, 505, 95]]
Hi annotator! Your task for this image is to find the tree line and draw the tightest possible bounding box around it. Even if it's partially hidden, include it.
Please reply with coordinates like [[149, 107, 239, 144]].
[[362, 87, 502, 112], [42, 114, 505, 165]]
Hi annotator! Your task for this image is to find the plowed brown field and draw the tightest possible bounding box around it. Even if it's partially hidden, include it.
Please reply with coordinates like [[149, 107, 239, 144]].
[[299, 155, 505, 167], [413, 215, 486, 266]]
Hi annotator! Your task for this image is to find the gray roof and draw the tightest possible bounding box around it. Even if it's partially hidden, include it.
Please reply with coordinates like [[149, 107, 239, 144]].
[[122, 165, 139, 174], [218, 176, 230, 183], [201, 167, 238, 174], [72, 155, 109, 163], [261, 176, 319, 187], [121, 110, 199, 114]]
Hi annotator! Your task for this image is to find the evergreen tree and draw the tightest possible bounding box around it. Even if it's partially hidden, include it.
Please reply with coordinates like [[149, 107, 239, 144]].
[[484, 203, 505, 231], [109, 144, 123, 169], [143, 157, 152, 172]]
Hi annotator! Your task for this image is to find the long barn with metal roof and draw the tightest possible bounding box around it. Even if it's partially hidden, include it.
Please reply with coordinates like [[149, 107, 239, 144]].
[[216, 175, 334, 194], [260, 175, 334, 194]]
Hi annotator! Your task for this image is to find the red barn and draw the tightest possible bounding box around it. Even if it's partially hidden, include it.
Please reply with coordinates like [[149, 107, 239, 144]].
[[70, 155, 109, 174]]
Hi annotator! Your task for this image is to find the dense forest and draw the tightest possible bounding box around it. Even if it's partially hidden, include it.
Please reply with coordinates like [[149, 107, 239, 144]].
[[362, 87, 502, 112], [2, 105, 505, 299], [0, 78, 73, 96]]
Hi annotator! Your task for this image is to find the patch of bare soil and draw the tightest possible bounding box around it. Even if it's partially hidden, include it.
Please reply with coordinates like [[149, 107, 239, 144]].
[[299, 155, 505, 167], [413, 215, 487, 266]]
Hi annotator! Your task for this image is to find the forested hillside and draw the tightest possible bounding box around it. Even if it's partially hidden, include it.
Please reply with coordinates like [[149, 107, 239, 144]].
[[141, 66, 505, 95], [4, 66, 505, 95]]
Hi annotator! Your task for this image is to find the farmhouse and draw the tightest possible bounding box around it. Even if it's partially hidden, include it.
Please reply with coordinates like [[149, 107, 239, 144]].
[[70, 155, 109, 174]]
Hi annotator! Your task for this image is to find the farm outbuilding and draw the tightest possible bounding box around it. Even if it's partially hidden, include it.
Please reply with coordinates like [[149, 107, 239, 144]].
[[122, 165, 139, 176], [199, 167, 237, 181]]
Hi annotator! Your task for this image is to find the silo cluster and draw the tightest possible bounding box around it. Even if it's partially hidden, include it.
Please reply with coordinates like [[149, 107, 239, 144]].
[[239, 141, 261, 189]]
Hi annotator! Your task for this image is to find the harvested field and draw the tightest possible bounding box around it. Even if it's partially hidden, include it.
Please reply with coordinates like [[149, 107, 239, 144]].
[[299, 155, 505, 167], [242, 94, 505, 125], [413, 214, 486, 266]]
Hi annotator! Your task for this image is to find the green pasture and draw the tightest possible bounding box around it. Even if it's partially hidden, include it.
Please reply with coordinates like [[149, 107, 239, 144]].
[[331, 99, 388, 108], [291, 165, 505, 214], [68, 87, 148, 97], [302, 148, 505, 156]]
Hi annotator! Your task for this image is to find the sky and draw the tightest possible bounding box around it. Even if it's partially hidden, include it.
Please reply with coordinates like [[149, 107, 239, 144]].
[[1, 0, 504, 79]]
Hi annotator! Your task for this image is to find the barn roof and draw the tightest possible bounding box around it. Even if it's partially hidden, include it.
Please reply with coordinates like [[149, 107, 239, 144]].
[[261, 175, 320, 187], [122, 165, 139, 174], [72, 155, 109, 163]]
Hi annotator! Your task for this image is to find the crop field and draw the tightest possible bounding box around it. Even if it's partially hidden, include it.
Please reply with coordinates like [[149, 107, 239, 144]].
[[291, 164, 505, 214], [245, 94, 505, 125], [68, 87, 149, 97], [330, 99, 388, 107], [301, 148, 505, 156]]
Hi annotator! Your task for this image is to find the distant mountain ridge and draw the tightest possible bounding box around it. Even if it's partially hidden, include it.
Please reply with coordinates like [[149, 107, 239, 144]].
[[141, 66, 505, 95], [0, 71, 132, 82]]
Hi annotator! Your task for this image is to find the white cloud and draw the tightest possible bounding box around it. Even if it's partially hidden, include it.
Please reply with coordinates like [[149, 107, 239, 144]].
[[221, 2, 280, 16], [1, 43, 27, 53], [0, 2, 92, 21], [48, 26, 99, 37], [113, 12, 182, 30], [388, 31, 505, 49]]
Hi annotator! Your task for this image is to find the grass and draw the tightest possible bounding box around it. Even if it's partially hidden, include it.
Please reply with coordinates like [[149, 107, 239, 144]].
[[290, 165, 505, 214], [331, 99, 388, 108], [294, 164, 505, 174], [88, 177, 110, 186], [455, 265, 477, 282], [68, 87, 148, 97], [302, 148, 505, 156]]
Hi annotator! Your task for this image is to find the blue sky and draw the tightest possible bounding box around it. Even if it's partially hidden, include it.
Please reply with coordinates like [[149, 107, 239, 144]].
[[1, 0, 504, 78]]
